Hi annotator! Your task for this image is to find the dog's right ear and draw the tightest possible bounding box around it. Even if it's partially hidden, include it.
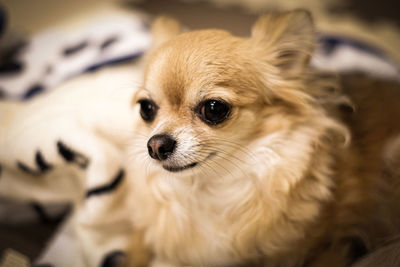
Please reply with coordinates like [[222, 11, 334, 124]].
[[151, 16, 182, 48]]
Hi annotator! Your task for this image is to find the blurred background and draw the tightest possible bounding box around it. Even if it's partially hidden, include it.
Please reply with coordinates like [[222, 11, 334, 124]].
[[3, 0, 400, 34], [0, 0, 399, 265]]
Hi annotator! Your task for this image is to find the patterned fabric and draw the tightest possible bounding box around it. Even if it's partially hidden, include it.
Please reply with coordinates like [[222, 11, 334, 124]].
[[0, 11, 151, 99], [312, 34, 400, 80]]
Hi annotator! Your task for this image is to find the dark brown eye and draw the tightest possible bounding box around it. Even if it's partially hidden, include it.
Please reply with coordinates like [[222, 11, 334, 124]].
[[198, 99, 231, 125], [138, 99, 158, 122]]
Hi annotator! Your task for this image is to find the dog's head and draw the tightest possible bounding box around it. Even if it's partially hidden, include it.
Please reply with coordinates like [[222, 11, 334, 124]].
[[132, 10, 342, 178]]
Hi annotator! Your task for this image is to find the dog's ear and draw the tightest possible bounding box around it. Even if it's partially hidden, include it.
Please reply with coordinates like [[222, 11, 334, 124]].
[[151, 16, 182, 48], [251, 10, 315, 75]]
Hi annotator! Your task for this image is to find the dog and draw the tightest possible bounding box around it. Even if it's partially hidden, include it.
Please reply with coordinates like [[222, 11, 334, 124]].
[[126, 10, 400, 267]]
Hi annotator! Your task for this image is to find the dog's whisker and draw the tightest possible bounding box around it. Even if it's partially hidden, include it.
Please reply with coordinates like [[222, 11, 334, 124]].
[[195, 138, 258, 162]]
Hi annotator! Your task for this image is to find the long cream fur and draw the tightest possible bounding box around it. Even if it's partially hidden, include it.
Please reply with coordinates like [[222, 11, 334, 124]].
[[126, 10, 400, 267]]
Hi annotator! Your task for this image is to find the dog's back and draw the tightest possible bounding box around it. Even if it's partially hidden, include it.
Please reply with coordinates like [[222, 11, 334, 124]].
[[340, 73, 400, 232], [304, 74, 400, 267]]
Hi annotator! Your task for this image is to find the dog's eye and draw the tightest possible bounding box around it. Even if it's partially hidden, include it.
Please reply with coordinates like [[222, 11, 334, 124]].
[[138, 99, 158, 122], [198, 99, 231, 125]]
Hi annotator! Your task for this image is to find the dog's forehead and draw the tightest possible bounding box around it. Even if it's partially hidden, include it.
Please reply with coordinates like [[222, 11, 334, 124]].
[[145, 30, 243, 107], [145, 49, 187, 107], [145, 47, 208, 107]]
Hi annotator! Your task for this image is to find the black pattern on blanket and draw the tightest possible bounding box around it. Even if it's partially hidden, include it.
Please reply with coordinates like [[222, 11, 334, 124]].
[[0, 10, 150, 100], [0, 7, 399, 267]]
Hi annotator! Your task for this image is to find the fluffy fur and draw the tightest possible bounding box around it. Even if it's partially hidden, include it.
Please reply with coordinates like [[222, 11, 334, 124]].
[[127, 11, 400, 267]]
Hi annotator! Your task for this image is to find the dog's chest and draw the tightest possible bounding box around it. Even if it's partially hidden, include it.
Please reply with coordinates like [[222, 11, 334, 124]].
[[138, 176, 260, 265]]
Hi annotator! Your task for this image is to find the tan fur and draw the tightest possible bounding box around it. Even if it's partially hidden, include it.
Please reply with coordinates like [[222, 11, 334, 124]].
[[127, 11, 400, 267]]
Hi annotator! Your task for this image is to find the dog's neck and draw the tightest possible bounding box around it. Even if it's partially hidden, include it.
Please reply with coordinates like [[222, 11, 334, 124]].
[[130, 119, 339, 265]]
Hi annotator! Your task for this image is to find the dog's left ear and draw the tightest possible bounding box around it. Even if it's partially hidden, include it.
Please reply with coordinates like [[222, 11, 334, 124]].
[[151, 16, 182, 48], [251, 10, 315, 75]]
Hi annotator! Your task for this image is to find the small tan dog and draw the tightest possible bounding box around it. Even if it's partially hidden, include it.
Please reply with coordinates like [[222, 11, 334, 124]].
[[127, 10, 400, 267]]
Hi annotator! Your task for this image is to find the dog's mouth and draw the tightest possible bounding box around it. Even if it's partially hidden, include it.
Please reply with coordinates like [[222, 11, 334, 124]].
[[162, 152, 216, 173], [162, 162, 198, 172]]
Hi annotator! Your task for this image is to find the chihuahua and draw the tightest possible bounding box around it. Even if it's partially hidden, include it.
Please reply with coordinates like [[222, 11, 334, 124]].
[[127, 10, 400, 267]]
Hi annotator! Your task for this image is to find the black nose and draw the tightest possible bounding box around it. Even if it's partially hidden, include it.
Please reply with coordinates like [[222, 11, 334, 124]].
[[147, 134, 176, 161]]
